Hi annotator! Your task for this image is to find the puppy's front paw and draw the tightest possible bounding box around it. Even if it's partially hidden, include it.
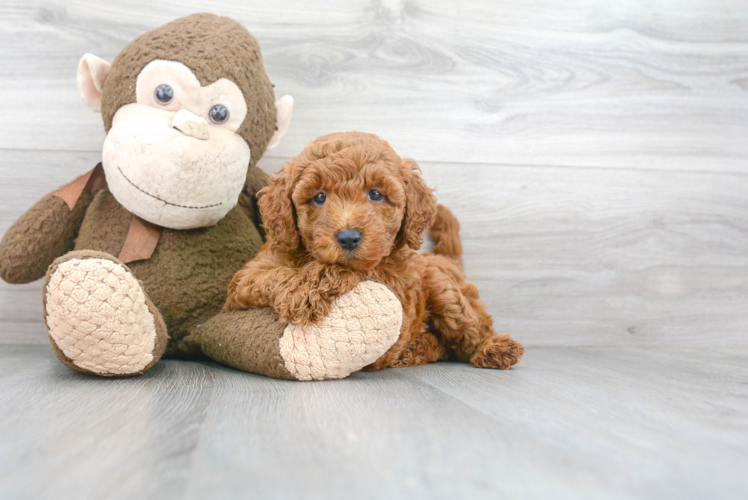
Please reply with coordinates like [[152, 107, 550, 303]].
[[274, 285, 332, 325], [278, 281, 402, 380]]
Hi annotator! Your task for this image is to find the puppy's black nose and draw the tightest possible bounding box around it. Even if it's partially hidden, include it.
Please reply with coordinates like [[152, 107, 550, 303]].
[[337, 229, 362, 251]]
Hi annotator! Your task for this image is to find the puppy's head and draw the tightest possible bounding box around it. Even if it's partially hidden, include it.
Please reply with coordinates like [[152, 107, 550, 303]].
[[259, 132, 437, 270]]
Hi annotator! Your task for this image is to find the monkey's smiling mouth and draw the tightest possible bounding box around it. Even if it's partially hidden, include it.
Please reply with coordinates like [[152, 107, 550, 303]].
[[117, 167, 222, 209]]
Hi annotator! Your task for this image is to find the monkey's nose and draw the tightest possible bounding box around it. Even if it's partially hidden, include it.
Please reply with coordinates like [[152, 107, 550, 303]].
[[337, 229, 362, 251], [171, 109, 209, 140]]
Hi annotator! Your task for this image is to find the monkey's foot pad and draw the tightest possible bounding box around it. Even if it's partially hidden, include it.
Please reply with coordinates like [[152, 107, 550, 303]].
[[45, 257, 157, 375], [279, 281, 403, 381]]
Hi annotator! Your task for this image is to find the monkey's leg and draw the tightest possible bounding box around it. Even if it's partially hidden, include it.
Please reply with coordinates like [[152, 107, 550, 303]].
[[44, 251, 168, 376], [186, 281, 403, 381]]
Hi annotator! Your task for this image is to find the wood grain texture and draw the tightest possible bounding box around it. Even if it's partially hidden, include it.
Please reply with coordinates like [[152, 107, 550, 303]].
[[0, 0, 746, 170], [2, 4, 747, 500], [0, 345, 746, 500], [3, 150, 748, 347], [1, 2, 747, 345]]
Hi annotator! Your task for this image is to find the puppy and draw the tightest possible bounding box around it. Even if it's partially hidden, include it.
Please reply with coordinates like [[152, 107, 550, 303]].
[[225, 132, 524, 370]]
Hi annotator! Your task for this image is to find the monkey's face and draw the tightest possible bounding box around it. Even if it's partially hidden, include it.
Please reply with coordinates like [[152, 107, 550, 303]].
[[102, 60, 251, 229]]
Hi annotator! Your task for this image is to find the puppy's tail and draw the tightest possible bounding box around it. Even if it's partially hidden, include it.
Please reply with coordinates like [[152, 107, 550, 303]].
[[429, 204, 463, 264]]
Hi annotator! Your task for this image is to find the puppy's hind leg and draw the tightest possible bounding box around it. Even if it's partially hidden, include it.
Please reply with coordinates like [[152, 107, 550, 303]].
[[458, 281, 524, 369], [425, 260, 524, 369]]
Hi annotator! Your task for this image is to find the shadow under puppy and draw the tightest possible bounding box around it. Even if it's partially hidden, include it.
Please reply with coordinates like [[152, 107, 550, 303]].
[[226, 131, 524, 371]]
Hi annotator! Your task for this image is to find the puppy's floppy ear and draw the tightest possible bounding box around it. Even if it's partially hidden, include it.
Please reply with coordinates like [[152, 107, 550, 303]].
[[399, 159, 437, 250], [258, 163, 300, 253]]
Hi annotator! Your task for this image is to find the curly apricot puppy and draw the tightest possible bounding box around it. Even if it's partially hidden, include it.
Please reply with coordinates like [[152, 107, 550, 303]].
[[225, 132, 524, 370]]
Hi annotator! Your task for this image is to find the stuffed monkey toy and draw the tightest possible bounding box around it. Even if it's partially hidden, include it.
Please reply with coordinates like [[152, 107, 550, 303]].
[[0, 14, 403, 380]]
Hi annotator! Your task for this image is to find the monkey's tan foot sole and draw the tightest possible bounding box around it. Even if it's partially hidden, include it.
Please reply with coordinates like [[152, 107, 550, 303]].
[[279, 281, 402, 381], [44, 253, 165, 376]]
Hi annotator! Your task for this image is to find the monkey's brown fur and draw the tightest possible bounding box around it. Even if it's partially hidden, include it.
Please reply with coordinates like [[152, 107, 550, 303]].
[[101, 13, 276, 169], [0, 14, 294, 377], [225, 132, 525, 370]]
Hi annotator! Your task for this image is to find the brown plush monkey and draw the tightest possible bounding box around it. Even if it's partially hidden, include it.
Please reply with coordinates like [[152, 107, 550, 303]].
[[0, 14, 403, 380]]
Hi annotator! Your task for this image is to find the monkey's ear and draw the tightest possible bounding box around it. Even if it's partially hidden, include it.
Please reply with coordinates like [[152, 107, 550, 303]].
[[77, 53, 112, 113], [266, 95, 294, 150]]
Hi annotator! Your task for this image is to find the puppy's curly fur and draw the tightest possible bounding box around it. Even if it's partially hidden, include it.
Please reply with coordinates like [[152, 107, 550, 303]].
[[225, 132, 524, 370]]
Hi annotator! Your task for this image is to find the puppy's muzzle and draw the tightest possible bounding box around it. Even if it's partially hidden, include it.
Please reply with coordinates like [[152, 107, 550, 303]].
[[337, 229, 362, 251]]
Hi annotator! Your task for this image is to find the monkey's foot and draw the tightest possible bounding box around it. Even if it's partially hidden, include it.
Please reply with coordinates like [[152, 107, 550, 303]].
[[279, 281, 402, 381], [44, 251, 167, 376]]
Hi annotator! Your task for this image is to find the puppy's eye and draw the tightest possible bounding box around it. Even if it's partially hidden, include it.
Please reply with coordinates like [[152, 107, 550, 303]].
[[312, 193, 327, 205], [210, 104, 229, 124], [155, 84, 174, 105], [368, 189, 384, 202]]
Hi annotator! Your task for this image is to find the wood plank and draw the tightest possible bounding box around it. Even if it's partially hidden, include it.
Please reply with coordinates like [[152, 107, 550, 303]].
[[0, 345, 214, 500], [0, 345, 745, 499], [2, 150, 748, 347], [425, 161, 748, 348], [0, 0, 746, 170], [409, 347, 748, 500]]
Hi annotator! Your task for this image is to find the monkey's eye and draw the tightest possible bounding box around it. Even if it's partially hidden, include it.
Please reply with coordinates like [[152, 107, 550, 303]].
[[155, 84, 174, 105], [312, 193, 327, 206], [368, 189, 384, 202], [210, 104, 229, 124]]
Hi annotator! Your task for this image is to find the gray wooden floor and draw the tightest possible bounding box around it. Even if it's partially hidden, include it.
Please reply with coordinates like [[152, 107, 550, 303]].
[[0, 345, 746, 500], [2, 1, 748, 499]]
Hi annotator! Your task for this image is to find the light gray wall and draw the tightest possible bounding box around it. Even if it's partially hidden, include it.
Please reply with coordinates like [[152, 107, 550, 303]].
[[1, 0, 747, 346]]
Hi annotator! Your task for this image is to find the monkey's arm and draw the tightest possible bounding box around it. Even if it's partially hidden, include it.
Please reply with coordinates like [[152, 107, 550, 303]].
[[237, 165, 270, 239], [0, 190, 94, 284]]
